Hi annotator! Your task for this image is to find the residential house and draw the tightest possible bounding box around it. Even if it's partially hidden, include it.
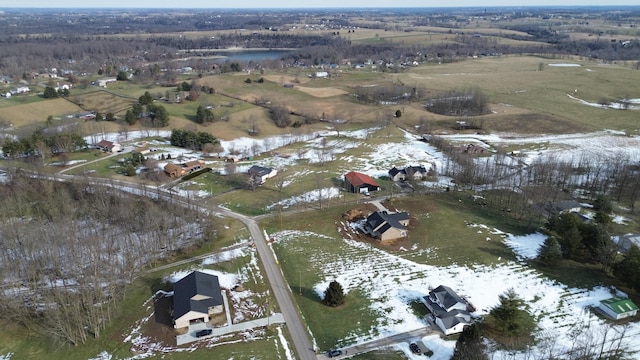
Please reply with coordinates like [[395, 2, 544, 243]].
[[614, 234, 640, 254], [388, 166, 428, 182], [173, 271, 224, 329], [544, 200, 582, 216], [164, 160, 206, 178], [362, 211, 410, 243], [599, 296, 638, 320], [344, 171, 380, 194], [164, 163, 184, 178], [248, 165, 277, 184], [95, 78, 117, 87], [421, 285, 472, 335], [95, 140, 121, 153]]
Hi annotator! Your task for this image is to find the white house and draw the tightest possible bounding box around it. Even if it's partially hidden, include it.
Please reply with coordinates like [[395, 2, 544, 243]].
[[422, 285, 472, 335], [248, 165, 277, 184]]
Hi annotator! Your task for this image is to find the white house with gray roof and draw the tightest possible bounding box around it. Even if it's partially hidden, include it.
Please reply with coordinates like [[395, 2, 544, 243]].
[[421, 285, 472, 335]]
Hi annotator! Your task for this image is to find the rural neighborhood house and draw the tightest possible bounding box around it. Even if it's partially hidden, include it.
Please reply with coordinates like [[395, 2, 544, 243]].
[[173, 271, 224, 329], [422, 285, 473, 335], [362, 210, 410, 243]]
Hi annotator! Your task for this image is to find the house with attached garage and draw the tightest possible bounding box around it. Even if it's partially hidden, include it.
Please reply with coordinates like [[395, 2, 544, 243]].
[[388, 165, 428, 182], [247, 165, 277, 184], [421, 285, 472, 335], [362, 210, 410, 243], [344, 171, 380, 194], [598, 296, 638, 320], [173, 271, 225, 329], [164, 160, 206, 178], [95, 139, 121, 153]]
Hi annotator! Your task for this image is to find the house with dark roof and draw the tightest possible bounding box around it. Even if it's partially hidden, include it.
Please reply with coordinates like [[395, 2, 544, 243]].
[[248, 165, 277, 184], [421, 285, 472, 335], [362, 211, 410, 243], [599, 296, 638, 320], [173, 271, 224, 329], [344, 171, 380, 193], [614, 234, 640, 254], [164, 160, 205, 178], [95, 140, 121, 153], [388, 165, 428, 182]]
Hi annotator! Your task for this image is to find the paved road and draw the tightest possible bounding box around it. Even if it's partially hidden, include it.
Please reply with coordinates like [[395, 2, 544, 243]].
[[316, 327, 438, 359], [29, 169, 317, 360], [214, 206, 317, 360]]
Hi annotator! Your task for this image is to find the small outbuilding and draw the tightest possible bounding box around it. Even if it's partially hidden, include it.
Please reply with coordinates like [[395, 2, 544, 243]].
[[344, 171, 380, 194], [599, 296, 638, 320]]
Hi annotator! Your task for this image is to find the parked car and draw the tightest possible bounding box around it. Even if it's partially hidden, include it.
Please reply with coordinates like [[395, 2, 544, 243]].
[[195, 328, 212, 337], [328, 349, 342, 357], [410, 342, 421, 354]]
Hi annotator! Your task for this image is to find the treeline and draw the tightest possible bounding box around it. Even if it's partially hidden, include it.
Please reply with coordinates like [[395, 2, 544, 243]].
[[424, 88, 490, 117], [0, 172, 214, 346], [169, 129, 218, 150], [2, 130, 87, 160]]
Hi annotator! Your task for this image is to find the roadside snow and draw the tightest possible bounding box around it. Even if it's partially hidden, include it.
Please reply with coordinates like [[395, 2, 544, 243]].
[[271, 229, 640, 359]]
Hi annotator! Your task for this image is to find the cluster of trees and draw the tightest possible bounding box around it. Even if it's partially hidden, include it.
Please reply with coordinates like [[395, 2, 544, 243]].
[[195, 105, 215, 124], [269, 104, 292, 128], [123, 91, 169, 127], [424, 88, 490, 117], [453, 288, 631, 359], [352, 84, 423, 105], [169, 128, 218, 151], [2, 130, 87, 160], [43, 86, 70, 99], [0, 173, 214, 346], [541, 203, 616, 269]]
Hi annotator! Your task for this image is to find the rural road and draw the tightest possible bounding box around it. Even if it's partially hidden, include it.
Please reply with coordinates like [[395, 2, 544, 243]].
[[32, 170, 317, 360], [213, 205, 317, 360], [40, 169, 425, 360]]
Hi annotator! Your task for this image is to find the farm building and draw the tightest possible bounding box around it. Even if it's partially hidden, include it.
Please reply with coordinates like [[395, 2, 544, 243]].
[[422, 285, 472, 335], [173, 271, 224, 329], [344, 171, 380, 194], [598, 297, 638, 320]]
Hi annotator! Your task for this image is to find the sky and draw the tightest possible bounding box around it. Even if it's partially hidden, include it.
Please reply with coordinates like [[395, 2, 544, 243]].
[[1, 0, 639, 9]]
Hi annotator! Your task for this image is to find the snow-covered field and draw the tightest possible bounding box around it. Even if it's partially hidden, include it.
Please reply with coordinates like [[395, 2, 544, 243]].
[[65, 126, 640, 359], [272, 228, 640, 360]]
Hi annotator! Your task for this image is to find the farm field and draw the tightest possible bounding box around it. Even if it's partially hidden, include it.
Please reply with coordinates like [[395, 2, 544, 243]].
[[1, 7, 640, 359]]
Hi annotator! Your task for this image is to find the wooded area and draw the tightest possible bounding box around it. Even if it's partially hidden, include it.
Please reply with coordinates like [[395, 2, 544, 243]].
[[0, 171, 214, 346]]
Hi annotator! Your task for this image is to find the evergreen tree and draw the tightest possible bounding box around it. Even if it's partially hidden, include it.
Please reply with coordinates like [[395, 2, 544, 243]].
[[489, 289, 535, 337], [125, 110, 136, 125], [138, 91, 153, 106], [613, 245, 640, 291], [126, 164, 136, 176], [43, 86, 58, 99], [452, 323, 488, 360], [537, 236, 562, 266], [323, 280, 345, 307]]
